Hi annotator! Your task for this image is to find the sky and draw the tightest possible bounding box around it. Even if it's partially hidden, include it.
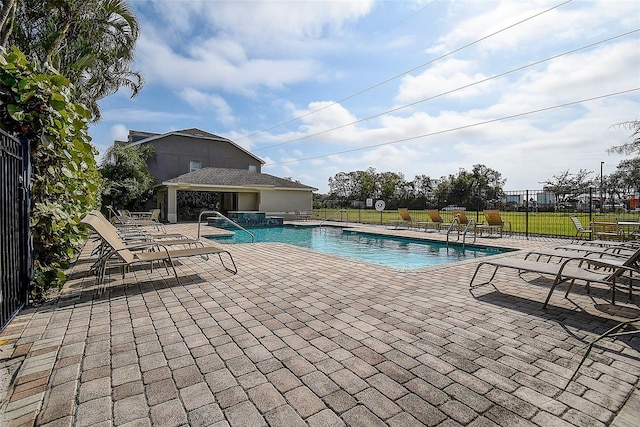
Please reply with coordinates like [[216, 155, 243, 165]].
[[89, 0, 640, 194]]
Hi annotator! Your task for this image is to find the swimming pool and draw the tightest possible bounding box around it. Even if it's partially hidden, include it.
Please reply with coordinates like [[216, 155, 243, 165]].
[[208, 225, 510, 270]]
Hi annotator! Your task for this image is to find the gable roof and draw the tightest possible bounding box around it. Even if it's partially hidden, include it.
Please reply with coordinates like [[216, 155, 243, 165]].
[[128, 128, 264, 165], [163, 167, 317, 191]]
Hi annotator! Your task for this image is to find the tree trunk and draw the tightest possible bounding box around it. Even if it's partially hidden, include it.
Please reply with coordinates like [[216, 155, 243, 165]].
[[0, 0, 17, 47]]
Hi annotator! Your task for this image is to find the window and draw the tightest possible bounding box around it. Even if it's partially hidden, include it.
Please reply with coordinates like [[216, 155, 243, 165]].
[[189, 160, 202, 172], [248, 165, 258, 173]]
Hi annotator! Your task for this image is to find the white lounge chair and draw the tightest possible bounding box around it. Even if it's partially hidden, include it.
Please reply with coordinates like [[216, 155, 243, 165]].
[[81, 213, 237, 285]]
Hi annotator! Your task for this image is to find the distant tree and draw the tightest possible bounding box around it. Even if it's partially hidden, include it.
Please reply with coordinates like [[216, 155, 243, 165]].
[[328, 171, 356, 204], [378, 171, 405, 206], [354, 168, 379, 201], [469, 164, 506, 204], [540, 169, 595, 207], [328, 164, 504, 209], [430, 165, 505, 209], [608, 120, 640, 199], [609, 120, 640, 156], [433, 177, 453, 207], [412, 174, 435, 206], [99, 143, 156, 210], [328, 168, 380, 205], [609, 158, 640, 200]]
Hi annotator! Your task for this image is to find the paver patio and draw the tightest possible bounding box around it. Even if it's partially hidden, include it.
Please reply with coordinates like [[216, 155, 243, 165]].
[[1, 222, 638, 426]]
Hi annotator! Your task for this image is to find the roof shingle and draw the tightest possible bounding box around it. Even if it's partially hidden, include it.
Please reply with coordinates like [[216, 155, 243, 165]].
[[163, 168, 317, 190]]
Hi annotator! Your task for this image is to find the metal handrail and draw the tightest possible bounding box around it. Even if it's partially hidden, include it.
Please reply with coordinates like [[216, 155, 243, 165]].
[[446, 215, 475, 249], [445, 215, 461, 247], [319, 209, 349, 227], [461, 219, 476, 248], [198, 210, 255, 242]]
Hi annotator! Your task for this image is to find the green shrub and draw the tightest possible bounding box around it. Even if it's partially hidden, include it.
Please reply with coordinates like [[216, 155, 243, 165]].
[[0, 47, 101, 301]]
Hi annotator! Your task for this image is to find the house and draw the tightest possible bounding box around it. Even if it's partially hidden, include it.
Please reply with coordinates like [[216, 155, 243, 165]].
[[117, 128, 317, 223]]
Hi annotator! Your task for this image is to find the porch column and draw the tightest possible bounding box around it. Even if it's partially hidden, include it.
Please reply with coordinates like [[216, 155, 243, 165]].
[[167, 186, 178, 223]]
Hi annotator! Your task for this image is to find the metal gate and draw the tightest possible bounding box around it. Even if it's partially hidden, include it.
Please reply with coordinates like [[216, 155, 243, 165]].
[[0, 129, 30, 331]]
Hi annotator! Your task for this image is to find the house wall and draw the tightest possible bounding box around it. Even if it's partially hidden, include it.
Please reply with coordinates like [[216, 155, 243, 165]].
[[145, 135, 262, 183], [161, 186, 313, 223], [238, 192, 259, 210], [259, 189, 313, 214]]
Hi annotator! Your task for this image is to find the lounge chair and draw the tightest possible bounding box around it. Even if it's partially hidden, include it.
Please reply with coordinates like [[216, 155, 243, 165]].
[[476, 210, 511, 237], [388, 208, 414, 229], [524, 244, 637, 264], [569, 216, 592, 241], [571, 239, 639, 248], [80, 213, 237, 285], [452, 210, 474, 232], [89, 210, 202, 247], [469, 247, 640, 308], [592, 218, 624, 241], [416, 210, 444, 232], [110, 206, 166, 233]]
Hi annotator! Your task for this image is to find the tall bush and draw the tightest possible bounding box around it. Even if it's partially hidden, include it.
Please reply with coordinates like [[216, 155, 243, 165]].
[[0, 46, 101, 300]]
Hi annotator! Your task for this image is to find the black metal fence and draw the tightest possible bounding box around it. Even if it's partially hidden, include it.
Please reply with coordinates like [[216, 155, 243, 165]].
[[315, 189, 640, 239], [0, 129, 29, 331]]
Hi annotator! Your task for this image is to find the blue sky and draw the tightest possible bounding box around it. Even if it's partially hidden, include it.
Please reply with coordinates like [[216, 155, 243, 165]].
[[89, 0, 640, 194]]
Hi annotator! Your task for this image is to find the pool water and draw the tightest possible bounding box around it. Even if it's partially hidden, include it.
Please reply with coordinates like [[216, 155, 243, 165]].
[[209, 226, 509, 270]]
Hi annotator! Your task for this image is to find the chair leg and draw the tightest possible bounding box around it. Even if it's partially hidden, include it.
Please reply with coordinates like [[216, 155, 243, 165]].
[[611, 280, 616, 305], [469, 263, 499, 288]]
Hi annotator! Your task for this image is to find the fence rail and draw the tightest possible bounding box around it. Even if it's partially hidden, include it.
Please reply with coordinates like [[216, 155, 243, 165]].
[[314, 189, 639, 239]]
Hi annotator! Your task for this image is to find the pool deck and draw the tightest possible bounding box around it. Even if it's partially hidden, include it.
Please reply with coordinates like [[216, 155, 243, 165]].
[[1, 221, 639, 426]]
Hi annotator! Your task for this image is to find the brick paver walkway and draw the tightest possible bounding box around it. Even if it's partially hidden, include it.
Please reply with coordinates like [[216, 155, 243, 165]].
[[1, 222, 638, 426]]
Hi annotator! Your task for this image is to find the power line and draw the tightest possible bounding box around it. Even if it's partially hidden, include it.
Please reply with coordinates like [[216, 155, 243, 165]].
[[264, 88, 640, 166], [254, 29, 639, 151], [236, 0, 572, 142], [377, 2, 433, 36]]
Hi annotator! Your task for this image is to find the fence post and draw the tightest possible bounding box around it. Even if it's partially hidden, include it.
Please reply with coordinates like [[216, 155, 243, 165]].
[[21, 137, 32, 305], [589, 187, 593, 225], [525, 190, 529, 239]]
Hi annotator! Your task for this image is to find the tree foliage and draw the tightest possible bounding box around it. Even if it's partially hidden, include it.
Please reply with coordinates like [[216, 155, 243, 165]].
[[610, 158, 640, 195], [1, 0, 142, 120], [100, 143, 156, 210], [0, 46, 101, 299], [327, 164, 505, 209], [540, 169, 595, 203], [609, 120, 640, 156]]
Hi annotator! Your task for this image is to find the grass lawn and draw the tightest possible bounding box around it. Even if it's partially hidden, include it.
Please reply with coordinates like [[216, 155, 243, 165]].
[[312, 208, 640, 238]]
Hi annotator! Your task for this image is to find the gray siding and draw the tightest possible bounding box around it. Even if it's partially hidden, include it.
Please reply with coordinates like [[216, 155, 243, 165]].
[[145, 135, 262, 183]]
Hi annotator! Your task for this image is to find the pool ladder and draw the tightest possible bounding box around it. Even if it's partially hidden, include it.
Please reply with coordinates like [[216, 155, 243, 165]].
[[445, 215, 475, 249], [319, 209, 349, 228], [198, 210, 255, 242]]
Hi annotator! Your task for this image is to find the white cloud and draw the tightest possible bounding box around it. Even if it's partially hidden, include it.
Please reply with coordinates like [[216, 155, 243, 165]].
[[135, 33, 318, 94], [426, 0, 639, 56], [147, 0, 374, 43], [177, 88, 236, 125], [101, 108, 194, 123], [109, 124, 129, 142], [132, 0, 376, 94], [395, 58, 491, 104]]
